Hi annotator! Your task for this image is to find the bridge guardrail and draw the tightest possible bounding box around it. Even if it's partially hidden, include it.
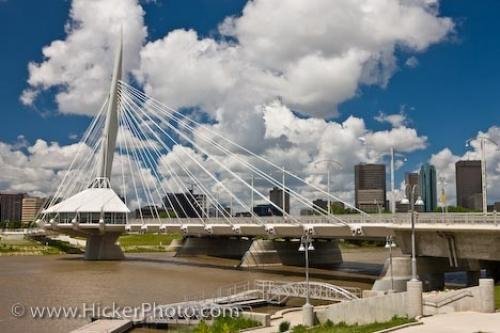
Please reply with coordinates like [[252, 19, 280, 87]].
[[47, 212, 499, 226]]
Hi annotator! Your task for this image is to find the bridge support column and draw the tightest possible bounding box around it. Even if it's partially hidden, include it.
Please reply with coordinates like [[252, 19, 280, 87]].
[[85, 232, 124, 260], [240, 239, 342, 267], [175, 237, 253, 258], [373, 256, 412, 292], [406, 280, 423, 318], [373, 256, 448, 292]]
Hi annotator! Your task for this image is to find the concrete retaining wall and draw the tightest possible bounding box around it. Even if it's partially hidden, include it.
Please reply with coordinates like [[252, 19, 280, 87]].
[[317, 278, 495, 325], [423, 279, 495, 315], [316, 292, 408, 325], [241, 311, 271, 327]]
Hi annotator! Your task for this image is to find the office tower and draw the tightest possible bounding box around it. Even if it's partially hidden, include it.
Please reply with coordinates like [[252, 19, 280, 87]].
[[134, 205, 166, 219], [269, 187, 290, 215], [300, 208, 315, 216], [163, 190, 206, 218], [253, 204, 281, 216], [0, 192, 25, 222], [354, 164, 386, 213], [312, 199, 328, 212], [21, 196, 45, 225], [419, 164, 438, 212], [455, 160, 482, 210]]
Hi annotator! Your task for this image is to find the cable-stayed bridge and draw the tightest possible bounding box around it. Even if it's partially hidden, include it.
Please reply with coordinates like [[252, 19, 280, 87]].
[[37, 35, 500, 289]]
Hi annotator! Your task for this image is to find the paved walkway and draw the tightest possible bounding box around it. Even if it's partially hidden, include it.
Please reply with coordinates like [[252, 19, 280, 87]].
[[396, 312, 500, 333]]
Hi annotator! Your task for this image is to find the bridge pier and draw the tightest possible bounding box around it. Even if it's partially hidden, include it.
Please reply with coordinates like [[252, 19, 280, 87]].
[[85, 232, 124, 260], [240, 239, 342, 267], [373, 256, 465, 292], [175, 236, 253, 258], [174, 237, 343, 267]]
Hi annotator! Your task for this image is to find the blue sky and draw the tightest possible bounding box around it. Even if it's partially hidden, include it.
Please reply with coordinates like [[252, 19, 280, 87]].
[[0, 0, 248, 145], [0, 0, 499, 199]]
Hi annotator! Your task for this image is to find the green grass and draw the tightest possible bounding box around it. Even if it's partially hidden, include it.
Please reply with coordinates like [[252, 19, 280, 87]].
[[118, 233, 181, 253], [0, 237, 80, 255], [291, 317, 414, 333], [495, 285, 500, 310], [167, 316, 261, 333]]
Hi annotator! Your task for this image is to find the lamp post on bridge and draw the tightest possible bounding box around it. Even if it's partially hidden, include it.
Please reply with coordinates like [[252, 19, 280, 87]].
[[358, 138, 407, 215], [282, 166, 286, 216], [465, 136, 499, 215], [250, 174, 254, 214], [385, 235, 396, 291], [438, 176, 448, 223], [299, 233, 315, 326], [314, 159, 343, 215], [401, 184, 424, 318], [401, 184, 424, 281]]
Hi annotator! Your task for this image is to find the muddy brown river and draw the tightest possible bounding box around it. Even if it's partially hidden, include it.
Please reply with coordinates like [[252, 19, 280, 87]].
[[0, 250, 387, 332]]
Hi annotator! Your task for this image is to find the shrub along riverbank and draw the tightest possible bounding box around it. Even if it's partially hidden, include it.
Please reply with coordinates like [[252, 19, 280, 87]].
[[164, 316, 260, 333], [290, 317, 414, 333]]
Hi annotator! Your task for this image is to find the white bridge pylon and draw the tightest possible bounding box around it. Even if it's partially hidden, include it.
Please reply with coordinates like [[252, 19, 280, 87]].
[[40, 39, 373, 237]]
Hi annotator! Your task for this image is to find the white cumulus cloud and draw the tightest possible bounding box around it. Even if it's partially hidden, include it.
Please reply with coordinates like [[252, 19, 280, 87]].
[[21, 0, 147, 115], [431, 126, 500, 206]]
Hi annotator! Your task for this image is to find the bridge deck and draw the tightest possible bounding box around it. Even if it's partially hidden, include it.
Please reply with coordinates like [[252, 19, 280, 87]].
[[44, 212, 500, 238]]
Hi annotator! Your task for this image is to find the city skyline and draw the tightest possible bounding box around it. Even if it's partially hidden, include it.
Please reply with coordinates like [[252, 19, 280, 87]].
[[0, 0, 498, 207]]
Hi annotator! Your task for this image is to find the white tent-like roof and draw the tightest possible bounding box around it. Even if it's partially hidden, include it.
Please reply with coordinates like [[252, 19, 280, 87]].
[[43, 188, 130, 214]]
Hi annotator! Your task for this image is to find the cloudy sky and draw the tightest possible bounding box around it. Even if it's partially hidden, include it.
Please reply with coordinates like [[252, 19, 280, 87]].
[[0, 0, 499, 206]]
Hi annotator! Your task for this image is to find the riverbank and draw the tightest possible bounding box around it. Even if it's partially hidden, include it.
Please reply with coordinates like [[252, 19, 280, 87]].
[[0, 235, 82, 256], [1, 232, 384, 256], [0, 232, 181, 255]]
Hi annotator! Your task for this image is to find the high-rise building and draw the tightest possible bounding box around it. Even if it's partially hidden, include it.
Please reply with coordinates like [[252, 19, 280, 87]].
[[354, 164, 386, 213], [21, 196, 45, 225], [163, 190, 205, 218], [300, 208, 315, 216], [419, 164, 437, 212], [134, 205, 166, 219], [269, 187, 290, 215], [405, 172, 420, 200], [0, 192, 25, 222], [455, 160, 482, 210], [253, 204, 281, 216], [312, 199, 328, 212]]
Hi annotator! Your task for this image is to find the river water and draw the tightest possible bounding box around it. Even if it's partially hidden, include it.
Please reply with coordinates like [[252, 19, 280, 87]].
[[0, 251, 384, 333]]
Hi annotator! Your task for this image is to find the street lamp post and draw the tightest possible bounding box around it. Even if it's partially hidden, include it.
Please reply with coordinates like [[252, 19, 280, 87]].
[[438, 176, 447, 223], [299, 234, 315, 326], [314, 160, 343, 215], [390, 147, 395, 215], [215, 185, 220, 219], [250, 174, 254, 213], [466, 136, 499, 215], [385, 235, 396, 291], [282, 166, 287, 215], [401, 185, 424, 281]]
